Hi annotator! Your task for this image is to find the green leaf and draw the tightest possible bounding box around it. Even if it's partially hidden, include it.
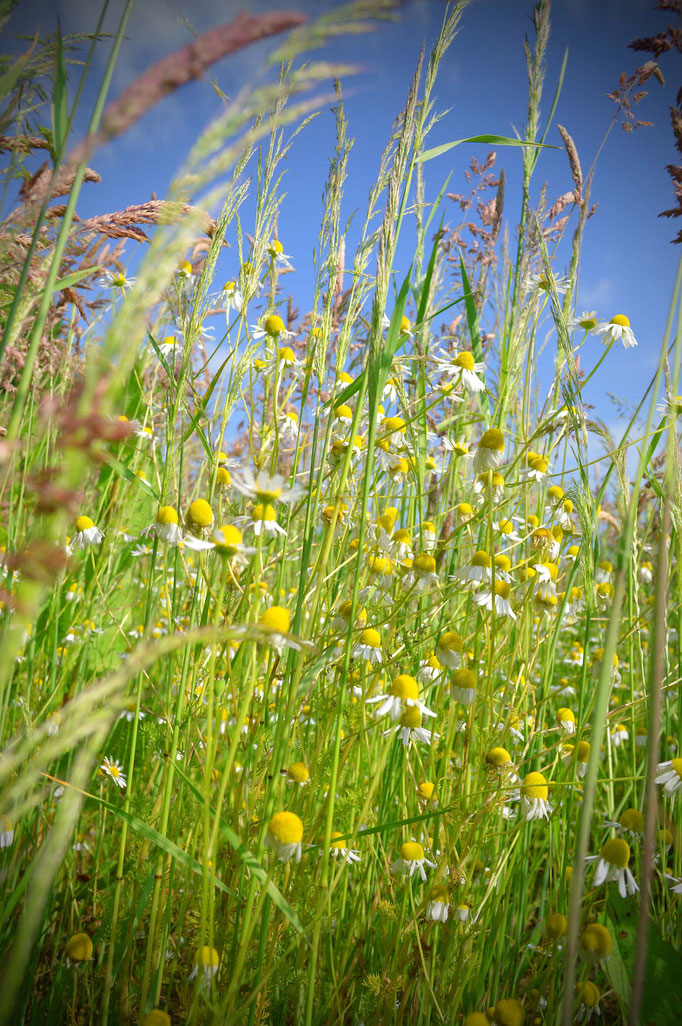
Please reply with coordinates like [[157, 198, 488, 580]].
[[417, 134, 557, 164], [88, 792, 238, 898], [99, 449, 160, 502], [51, 22, 68, 157], [0, 33, 37, 107], [459, 254, 490, 415], [174, 765, 306, 937], [606, 891, 682, 1024], [54, 267, 101, 291]]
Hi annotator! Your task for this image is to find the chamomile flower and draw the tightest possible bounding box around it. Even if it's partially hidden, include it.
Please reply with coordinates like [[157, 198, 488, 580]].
[[64, 933, 93, 963], [183, 523, 255, 562], [257, 606, 299, 654], [99, 268, 136, 290], [603, 808, 644, 842], [418, 654, 444, 684], [185, 499, 213, 535], [267, 238, 294, 270], [575, 981, 601, 1022], [524, 269, 570, 295], [655, 757, 682, 795], [452, 550, 492, 585], [403, 552, 439, 592], [520, 772, 551, 821], [231, 468, 302, 506], [0, 815, 14, 848], [157, 335, 180, 359], [426, 883, 450, 921], [491, 998, 525, 1026], [71, 516, 104, 550], [555, 707, 577, 734], [250, 313, 294, 342], [473, 580, 516, 619], [286, 762, 310, 786], [561, 740, 590, 778], [101, 756, 127, 790], [586, 838, 638, 897], [141, 506, 183, 546], [473, 428, 505, 473], [390, 840, 436, 881], [435, 349, 486, 393], [189, 946, 220, 984], [595, 314, 637, 349], [352, 627, 383, 665], [568, 310, 598, 334], [579, 923, 612, 963], [219, 280, 243, 318], [367, 674, 434, 721], [328, 831, 361, 864], [235, 503, 286, 537], [450, 668, 477, 706], [265, 811, 303, 862], [436, 630, 464, 669], [386, 705, 438, 747]]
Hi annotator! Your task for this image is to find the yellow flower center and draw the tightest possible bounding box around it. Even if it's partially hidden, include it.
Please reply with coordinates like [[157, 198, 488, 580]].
[[193, 945, 220, 968], [417, 781, 435, 800], [454, 351, 476, 371], [156, 505, 178, 526], [471, 550, 492, 568], [75, 516, 94, 532], [493, 580, 511, 598], [413, 553, 436, 574], [268, 811, 303, 844], [400, 315, 411, 333], [213, 524, 243, 553], [399, 841, 424, 862], [335, 404, 353, 420], [252, 503, 277, 522], [390, 674, 419, 700], [287, 762, 309, 784], [479, 428, 504, 452], [393, 528, 411, 545], [264, 314, 285, 337], [438, 631, 463, 652], [382, 416, 406, 433], [360, 628, 381, 648], [610, 314, 630, 327], [521, 772, 548, 800], [579, 923, 612, 959], [487, 746, 511, 768], [557, 707, 575, 724], [493, 998, 524, 1026], [672, 757, 682, 778], [495, 554, 511, 573], [186, 499, 213, 530], [270, 239, 284, 255], [547, 485, 564, 500], [259, 606, 290, 634], [369, 555, 392, 575], [399, 705, 422, 729], [65, 933, 93, 961], [279, 346, 295, 363], [451, 668, 476, 690], [619, 808, 644, 834]]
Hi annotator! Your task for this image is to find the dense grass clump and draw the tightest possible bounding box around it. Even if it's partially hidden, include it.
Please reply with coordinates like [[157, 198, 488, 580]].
[[0, 2, 681, 1024]]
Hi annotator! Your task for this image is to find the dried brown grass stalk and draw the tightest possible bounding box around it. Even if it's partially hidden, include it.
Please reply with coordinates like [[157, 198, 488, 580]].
[[69, 10, 307, 166], [77, 200, 216, 243]]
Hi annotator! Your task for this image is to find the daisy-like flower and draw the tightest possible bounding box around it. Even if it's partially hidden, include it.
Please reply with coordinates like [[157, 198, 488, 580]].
[[265, 811, 303, 862], [64, 933, 93, 963], [555, 707, 576, 735], [417, 654, 444, 684], [655, 757, 682, 795], [491, 998, 525, 1026], [365, 554, 394, 592], [472, 428, 505, 474], [436, 630, 464, 669], [421, 520, 437, 550], [575, 981, 601, 1022], [71, 515, 104, 550], [595, 560, 613, 584], [367, 673, 434, 722], [189, 946, 220, 985], [185, 499, 213, 536], [141, 506, 183, 546], [610, 723, 629, 747], [656, 394, 682, 417], [390, 527, 414, 562], [450, 668, 477, 707], [586, 838, 638, 897], [267, 238, 294, 270], [403, 552, 439, 592], [568, 310, 598, 334], [381, 313, 414, 338], [183, 523, 255, 563], [386, 705, 438, 747], [0, 815, 14, 848], [473, 580, 516, 619], [231, 467, 303, 506], [250, 313, 294, 342], [390, 840, 436, 881], [579, 923, 612, 964], [286, 762, 310, 786], [219, 280, 244, 318], [561, 740, 590, 778], [426, 883, 450, 922], [328, 831, 361, 864], [176, 259, 194, 281], [520, 772, 551, 821], [257, 606, 299, 654], [351, 627, 383, 665], [101, 756, 127, 790], [520, 454, 550, 482], [235, 503, 287, 538], [99, 269, 136, 291], [603, 807, 644, 842], [331, 601, 367, 633], [435, 349, 486, 393], [595, 314, 637, 349], [486, 746, 514, 776], [523, 269, 570, 296], [157, 335, 180, 359], [452, 550, 492, 586]]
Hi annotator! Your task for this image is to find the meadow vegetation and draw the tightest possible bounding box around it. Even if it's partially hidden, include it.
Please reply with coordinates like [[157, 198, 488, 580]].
[[0, 1, 681, 1024]]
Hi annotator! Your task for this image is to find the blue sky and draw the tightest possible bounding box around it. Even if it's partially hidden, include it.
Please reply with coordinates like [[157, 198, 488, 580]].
[[7, 0, 681, 434]]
